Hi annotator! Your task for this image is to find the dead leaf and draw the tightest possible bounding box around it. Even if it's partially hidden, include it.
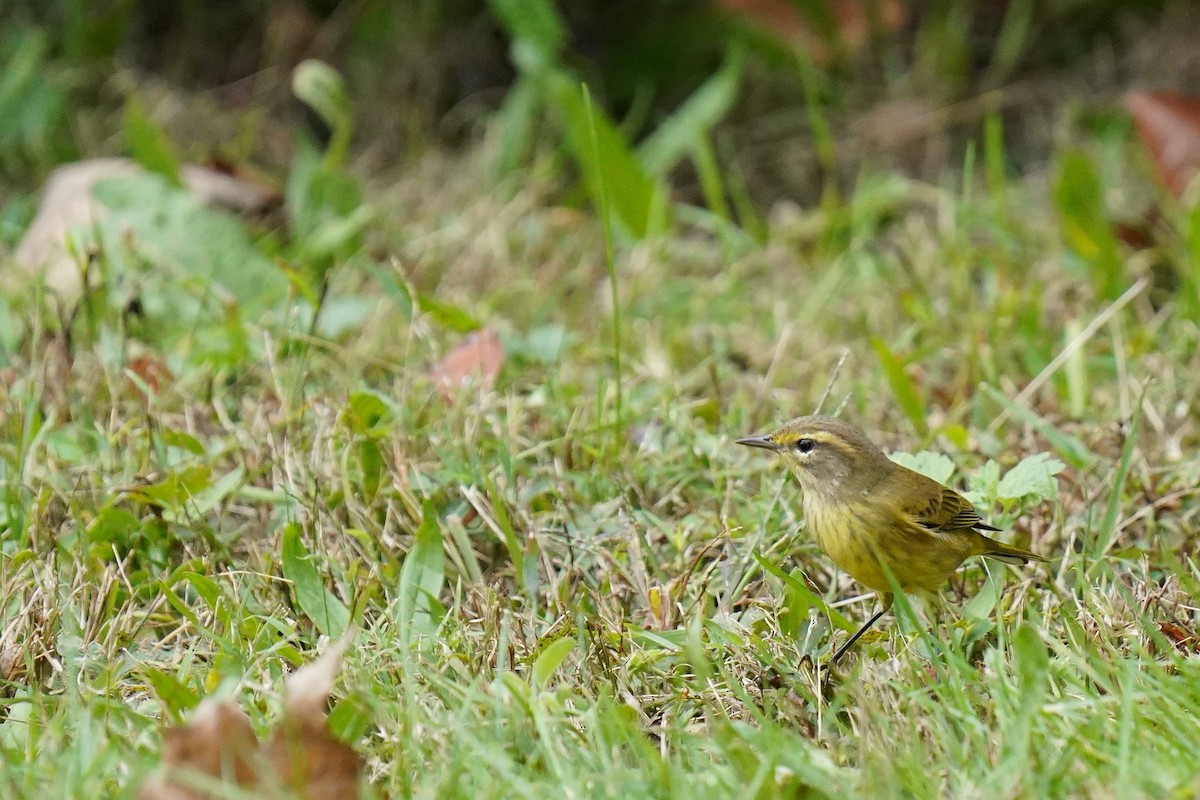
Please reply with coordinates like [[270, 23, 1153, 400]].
[[1158, 621, 1199, 653], [139, 635, 361, 800], [138, 699, 261, 800], [1126, 91, 1200, 200], [265, 635, 361, 799], [128, 353, 175, 399], [430, 328, 504, 400]]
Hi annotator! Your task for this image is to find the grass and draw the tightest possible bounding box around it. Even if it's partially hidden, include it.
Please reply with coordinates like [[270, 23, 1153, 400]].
[[3, 20, 1200, 800]]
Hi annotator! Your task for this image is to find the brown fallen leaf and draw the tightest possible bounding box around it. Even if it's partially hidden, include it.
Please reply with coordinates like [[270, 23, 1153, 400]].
[[1158, 621, 1199, 654], [430, 328, 504, 400], [139, 635, 361, 800], [128, 353, 176, 399], [138, 699, 261, 800], [265, 636, 362, 798], [1126, 91, 1200, 200]]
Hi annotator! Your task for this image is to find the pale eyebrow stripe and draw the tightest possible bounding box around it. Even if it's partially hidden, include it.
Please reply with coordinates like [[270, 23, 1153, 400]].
[[801, 430, 856, 456]]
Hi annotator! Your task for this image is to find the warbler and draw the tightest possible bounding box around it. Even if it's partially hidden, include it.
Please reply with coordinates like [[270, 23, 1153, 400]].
[[737, 415, 1046, 662]]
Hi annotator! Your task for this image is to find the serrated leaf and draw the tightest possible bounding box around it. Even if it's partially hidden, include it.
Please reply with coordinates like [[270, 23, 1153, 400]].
[[996, 453, 1065, 502], [281, 523, 350, 637], [968, 459, 1001, 496], [889, 451, 956, 484]]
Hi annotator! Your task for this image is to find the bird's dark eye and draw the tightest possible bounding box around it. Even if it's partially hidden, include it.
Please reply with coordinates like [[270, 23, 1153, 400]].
[[796, 438, 816, 453]]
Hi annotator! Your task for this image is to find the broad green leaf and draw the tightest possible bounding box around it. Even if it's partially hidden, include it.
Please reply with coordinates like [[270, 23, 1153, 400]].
[[346, 389, 395, 434], [157, 428, 205, 455], [92, 174, 288, 308], [281, 523, 350, 637], [395, 501, 446, 644], [416, 293, 481, 333], [780, 568, 812, 643], [86, 506, 140, 545], [142, 667, 199, 718], [996, 453, 1065, 502], [531, 637, 576, 689], [123, 96, 181, 185], [968, 459, 1001, 497]]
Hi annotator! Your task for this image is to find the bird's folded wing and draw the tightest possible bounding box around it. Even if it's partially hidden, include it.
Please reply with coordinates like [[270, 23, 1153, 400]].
[[898, 484, 1000, 533]]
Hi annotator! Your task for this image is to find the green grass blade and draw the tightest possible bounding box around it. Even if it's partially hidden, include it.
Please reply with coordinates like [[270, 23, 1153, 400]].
[[870, 336, 928, 436]]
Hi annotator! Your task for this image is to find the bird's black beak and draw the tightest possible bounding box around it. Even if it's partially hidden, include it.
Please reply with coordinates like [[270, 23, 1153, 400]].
[[735, 435, 778, 451]]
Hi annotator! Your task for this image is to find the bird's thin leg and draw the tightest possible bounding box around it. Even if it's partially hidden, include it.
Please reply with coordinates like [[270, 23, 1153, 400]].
[[830, 594, 894, 664]]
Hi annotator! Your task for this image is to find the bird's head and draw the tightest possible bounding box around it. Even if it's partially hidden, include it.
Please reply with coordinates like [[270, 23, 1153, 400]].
[[736, 415, 892, 496]]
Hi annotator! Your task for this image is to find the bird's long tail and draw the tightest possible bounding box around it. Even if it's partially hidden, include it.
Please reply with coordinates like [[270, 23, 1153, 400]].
[[978, 535, 1047, 566]]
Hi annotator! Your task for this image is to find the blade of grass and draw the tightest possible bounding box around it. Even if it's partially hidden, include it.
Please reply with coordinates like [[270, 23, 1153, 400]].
[[1094, 411, 1139, 561], [582, 84, 625, 447], [870, 336, 928, 436], [979, 384, 1098, 470]]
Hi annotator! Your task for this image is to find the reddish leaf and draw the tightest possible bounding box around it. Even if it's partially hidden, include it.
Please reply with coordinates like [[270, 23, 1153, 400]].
[[1159, 621, 1199, 653], [128, 355, 175, 398], [1126, 91, 1200, 200], [431, 328, 504, 399]]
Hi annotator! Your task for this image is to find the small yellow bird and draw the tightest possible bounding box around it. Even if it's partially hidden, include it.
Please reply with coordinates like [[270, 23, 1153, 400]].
[[737, 415, 1046, 662]]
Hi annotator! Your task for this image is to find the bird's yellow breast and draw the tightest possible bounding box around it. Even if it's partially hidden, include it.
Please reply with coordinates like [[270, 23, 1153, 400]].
[[802, 494, 975, 593]]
